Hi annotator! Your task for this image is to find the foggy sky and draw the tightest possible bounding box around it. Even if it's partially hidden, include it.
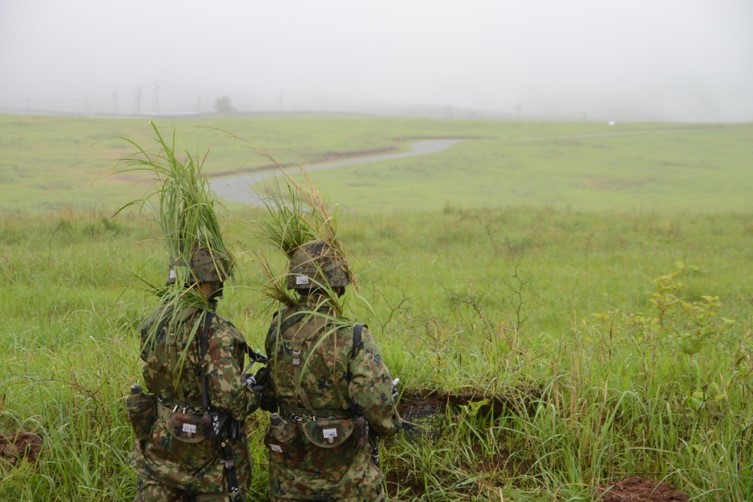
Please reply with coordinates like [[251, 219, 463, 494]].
[[1, 0, 752, 122]]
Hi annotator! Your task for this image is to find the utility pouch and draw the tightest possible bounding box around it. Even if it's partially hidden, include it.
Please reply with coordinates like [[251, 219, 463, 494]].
[[301, 417, 356, 449], [125, 392, 156, 441], [264, 414, 304, 464], [166, 411, 210, 444]]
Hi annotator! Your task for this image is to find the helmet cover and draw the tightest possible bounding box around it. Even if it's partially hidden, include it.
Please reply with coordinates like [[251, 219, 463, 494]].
[[287, 240, 350, 290], [188, 247, 232, 283]]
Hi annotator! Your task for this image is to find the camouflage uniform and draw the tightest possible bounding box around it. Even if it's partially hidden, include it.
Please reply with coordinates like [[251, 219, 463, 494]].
[[263, 241, 399, 501], [130, 303, 259, 501], [264, 300, 398, 501]]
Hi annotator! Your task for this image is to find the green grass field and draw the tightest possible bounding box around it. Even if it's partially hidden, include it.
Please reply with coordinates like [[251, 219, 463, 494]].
[[1, 114, 752, 500], [2, 114, 750, 213]]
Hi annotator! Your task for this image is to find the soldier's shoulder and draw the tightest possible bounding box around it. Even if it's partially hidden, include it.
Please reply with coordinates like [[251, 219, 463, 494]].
[[140, 302, 172, 330], [213, 312, 236, 328], [213, 314, 246, 341]]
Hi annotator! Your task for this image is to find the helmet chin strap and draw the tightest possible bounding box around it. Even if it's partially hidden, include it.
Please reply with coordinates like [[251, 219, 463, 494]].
[[209, 282, 224, 302]]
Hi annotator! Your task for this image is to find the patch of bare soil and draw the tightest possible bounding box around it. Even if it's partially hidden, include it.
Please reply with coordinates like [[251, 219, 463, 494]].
[[394, 390, 691, 501], [597, 476, 689, 501], [397, 387, 541, 421], [0, 432, 42, 466]]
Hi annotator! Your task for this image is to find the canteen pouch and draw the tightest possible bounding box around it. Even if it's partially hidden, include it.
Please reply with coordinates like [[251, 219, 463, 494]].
[[301, 417, 357, 478], [151, 409, 215, 470], [125, 392, 156, 441], [301, 417, 356, 449], [264, 416, 304, 464], [166, 411, 210, 444]]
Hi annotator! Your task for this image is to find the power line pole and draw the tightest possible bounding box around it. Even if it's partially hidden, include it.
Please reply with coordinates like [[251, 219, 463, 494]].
[[133, 88, 142, 115], [154, 80, 160, 116]]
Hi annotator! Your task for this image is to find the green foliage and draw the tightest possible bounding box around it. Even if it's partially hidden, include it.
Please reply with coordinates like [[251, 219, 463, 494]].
[[2, 115, 753, 499], [2, 114, 753, 214], [2, 206, 752, 498], [647, 262, 735, 356], [116, 121, 235, 283]]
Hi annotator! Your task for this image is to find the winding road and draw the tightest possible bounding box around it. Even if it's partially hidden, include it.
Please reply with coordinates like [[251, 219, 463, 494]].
[[209, 139, 462, 206]]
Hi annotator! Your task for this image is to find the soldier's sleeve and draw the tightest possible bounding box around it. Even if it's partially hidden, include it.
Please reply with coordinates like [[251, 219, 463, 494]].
[[262, 311, 283, 395], [138, 318, 151, 362], [138, 307, 160, 362], [205, 320, 259, 420], [347, 326, 399, 438]]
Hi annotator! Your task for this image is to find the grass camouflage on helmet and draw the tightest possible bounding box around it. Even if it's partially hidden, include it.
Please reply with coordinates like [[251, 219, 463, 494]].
[[116, 121, 236, 378], [257, 168, 355, 314]]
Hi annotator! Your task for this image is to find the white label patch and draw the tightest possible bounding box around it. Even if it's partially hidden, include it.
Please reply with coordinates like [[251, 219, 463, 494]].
[[182, 423, 197, 435], [295, 274, 310, 285], [270, 444, 283, 453], [322, 428, 338, 439]]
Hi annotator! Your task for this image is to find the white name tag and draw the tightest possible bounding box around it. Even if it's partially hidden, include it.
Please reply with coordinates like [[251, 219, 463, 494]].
[[182, 423, 197, 434], [270, 444, 283, 453], [295, 275, 309, 285], [322, 428, 338, 439]]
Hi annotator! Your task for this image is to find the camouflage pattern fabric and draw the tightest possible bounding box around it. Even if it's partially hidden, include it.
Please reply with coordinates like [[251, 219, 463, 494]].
[[286, 240, 351, 289], [264, 294, 399, 501], [130, 304, 258, 500]]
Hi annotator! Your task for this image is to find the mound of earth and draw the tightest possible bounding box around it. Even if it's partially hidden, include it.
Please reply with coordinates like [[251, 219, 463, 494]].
[[0, 432, 42, 465], [598, 476, 689, 501]]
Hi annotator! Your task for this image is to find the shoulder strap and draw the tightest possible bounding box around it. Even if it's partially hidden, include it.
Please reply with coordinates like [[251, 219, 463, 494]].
[[266, 309, 306, 340], [346, 323, 366, 383], [290, 315, 315, 412], [199, 310, 214, 412], [346, 323, 367, 415], [351, 323, 366, 358]]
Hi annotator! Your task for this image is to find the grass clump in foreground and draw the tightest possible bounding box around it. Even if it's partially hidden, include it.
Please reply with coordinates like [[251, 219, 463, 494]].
[[0, 206, 752, 500]]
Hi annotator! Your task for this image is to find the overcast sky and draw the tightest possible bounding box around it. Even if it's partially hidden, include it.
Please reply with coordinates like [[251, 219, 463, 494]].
[[1, 0, 752, 122]]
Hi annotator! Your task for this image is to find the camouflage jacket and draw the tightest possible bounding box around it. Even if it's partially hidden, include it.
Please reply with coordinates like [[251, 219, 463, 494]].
[[264, 294, 399, 500], [130, 303, 258, 493]]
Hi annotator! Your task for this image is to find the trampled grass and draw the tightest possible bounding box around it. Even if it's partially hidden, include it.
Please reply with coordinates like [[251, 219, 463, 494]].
[[1, 114, 752, 500]]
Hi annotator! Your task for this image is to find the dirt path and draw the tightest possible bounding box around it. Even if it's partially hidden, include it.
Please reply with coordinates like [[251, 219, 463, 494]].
[[209, 139, 462, 206]]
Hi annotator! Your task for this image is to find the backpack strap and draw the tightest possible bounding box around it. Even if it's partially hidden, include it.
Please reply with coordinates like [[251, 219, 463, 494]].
[[266, 309, 306, 340], [351, 323, 365, 359], [199, 310, 215, 412], [346, 323, 366, 384]]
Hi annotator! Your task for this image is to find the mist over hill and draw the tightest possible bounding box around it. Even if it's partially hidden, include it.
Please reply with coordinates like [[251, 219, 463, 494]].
[[2, 0, 752, 122]]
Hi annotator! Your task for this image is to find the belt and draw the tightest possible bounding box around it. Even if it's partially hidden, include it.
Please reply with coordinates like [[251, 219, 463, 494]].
[[281, 405, 354, 422], [156, 402, 205, 421]]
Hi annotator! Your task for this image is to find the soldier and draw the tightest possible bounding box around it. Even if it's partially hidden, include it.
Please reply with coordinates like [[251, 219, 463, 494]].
[[262, 240, 400, 501], [127, 246, 260, 502]]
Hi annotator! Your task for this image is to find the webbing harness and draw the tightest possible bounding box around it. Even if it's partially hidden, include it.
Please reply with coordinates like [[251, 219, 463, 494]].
[[271, 310, 365, 421]]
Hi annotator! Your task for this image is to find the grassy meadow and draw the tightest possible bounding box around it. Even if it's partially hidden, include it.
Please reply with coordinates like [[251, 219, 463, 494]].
[[1, 114, 752, 500]]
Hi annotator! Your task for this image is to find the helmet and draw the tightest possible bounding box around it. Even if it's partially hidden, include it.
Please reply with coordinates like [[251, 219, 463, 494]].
[[287, 240, 350, 290], [182, 247, 232, 283]]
